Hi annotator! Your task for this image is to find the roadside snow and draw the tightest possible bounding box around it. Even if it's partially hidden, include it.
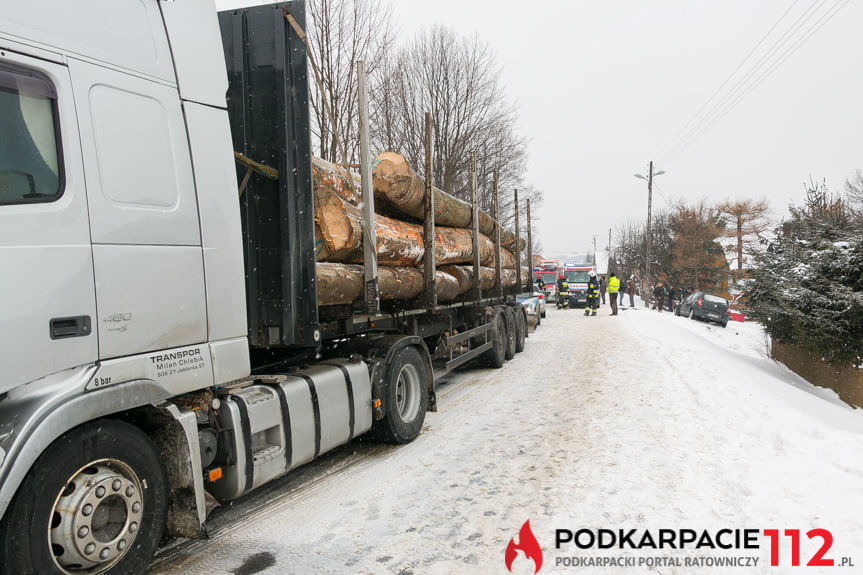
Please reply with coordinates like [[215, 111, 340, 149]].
[[149, 305, 863, 575]]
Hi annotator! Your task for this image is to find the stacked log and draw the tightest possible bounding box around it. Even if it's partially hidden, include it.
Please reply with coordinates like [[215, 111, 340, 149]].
[[372, 151, 526, 250], [312, 156, 360, 204], [316, 262, 460, 305], [311, 152, 527, 306], [315, 187, 501, 267]]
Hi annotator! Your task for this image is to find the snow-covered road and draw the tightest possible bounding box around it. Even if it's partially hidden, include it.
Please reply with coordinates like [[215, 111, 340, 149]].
[[148, 305, 863, 575]]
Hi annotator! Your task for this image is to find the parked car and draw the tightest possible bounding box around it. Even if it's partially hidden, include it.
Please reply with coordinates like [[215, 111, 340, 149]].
[[675, 291, 731, 327], [517, 291, 545, 327]]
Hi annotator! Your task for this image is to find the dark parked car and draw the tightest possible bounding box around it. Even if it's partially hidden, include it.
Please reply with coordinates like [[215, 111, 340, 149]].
[[675, 291, 730, 327]]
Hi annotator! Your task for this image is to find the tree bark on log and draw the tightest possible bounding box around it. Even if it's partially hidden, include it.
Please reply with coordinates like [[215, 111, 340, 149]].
[[316, 262, 460, 305], [497, 247, 517, 270], [315, 187, 497, 266], [438, 265, 525, 294], [373, 151, 525, 250], [312, 156, 360, 204]]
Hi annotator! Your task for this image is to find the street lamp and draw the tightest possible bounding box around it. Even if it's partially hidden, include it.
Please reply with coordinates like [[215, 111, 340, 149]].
[[634, 162, 665, 300]]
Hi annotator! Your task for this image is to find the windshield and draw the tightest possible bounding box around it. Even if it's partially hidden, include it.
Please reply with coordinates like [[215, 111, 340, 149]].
[[564, 270, 590, 282], [704, 294, 727, 306], [539, 272, 557, 284]]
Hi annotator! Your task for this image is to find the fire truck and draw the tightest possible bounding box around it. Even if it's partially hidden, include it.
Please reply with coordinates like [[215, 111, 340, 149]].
[[557, 263, 596, 308], [534, 260, 560, 303]]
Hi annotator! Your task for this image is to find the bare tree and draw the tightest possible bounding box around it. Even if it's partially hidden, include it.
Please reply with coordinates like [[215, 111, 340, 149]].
[[307, 0, 394, 164], [370, 25, 531, 220], [716, 198, 770, 283]]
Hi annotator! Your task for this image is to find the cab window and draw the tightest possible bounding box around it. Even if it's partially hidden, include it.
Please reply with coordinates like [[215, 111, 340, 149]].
[[0, 63, 63, 205]]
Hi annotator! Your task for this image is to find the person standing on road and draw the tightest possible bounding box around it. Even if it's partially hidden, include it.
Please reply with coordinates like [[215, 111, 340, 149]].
[[557, 274, 569, 309], [627, 276, 636, 308], [653, 282, 666, 312], [585, 270, 599, 316], [599, 276, 607, 305], [618, 278, 626, 307], [607, 272, 620, 315], [668, 284, 677, 313]]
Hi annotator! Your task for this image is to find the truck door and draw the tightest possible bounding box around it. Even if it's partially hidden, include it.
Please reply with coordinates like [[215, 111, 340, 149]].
[[0, 51, 98, 393], [68, 59, 207, 359]]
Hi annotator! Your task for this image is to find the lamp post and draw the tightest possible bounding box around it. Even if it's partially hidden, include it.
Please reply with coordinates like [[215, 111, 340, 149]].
[[634, 162, 665, 301]]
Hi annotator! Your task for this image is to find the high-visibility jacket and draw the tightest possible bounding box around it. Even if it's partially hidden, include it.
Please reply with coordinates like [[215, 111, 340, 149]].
[[607, 276, 620, 293]]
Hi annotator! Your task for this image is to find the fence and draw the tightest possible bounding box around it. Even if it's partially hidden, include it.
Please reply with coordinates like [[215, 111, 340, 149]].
[[771, 341, 863, 408]]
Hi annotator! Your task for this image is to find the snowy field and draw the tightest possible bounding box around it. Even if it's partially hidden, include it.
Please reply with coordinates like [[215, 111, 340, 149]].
[[148, 303, 863, 575]]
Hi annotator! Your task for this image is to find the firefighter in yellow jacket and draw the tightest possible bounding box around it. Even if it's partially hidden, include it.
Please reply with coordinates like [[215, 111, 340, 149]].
[[608, 272, 620, 315]]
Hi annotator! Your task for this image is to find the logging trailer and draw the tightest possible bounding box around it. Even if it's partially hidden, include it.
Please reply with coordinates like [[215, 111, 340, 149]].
[[0, 2, 534, 573]]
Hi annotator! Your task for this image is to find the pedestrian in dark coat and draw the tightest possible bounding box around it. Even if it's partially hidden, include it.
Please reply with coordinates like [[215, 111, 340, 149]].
[[626, 277, 636, 307], [653, 282, 666, 312]]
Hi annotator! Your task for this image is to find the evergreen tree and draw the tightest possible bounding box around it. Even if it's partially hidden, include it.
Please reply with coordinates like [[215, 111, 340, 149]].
[[749, 181, 863, 366]]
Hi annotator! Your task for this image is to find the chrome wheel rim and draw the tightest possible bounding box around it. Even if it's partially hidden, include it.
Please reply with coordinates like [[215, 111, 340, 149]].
[[395, 363, 421, 423], [48, 459, 144, 574]]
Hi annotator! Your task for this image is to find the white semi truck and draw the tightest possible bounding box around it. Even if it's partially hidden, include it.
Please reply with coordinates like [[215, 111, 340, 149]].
[[0, 2, 532, 573]]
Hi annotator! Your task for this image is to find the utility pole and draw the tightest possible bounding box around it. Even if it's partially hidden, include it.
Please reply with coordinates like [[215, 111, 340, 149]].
[[634, 161, 664, 302], [592, 235, 597, 268], [607, 228, 611, 272], [646, 160, 655, 293]]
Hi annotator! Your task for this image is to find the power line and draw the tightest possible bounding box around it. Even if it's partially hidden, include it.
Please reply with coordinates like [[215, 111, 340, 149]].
[[653, 181, 673, 208], [659, 0, 849, 165], [658, 0, 804, 162], [664, 0, 850, 164], [661, 0, 828, 164]]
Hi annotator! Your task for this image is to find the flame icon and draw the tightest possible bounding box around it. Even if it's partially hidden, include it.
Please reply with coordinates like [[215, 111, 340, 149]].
[[505, 520, 543, 574]]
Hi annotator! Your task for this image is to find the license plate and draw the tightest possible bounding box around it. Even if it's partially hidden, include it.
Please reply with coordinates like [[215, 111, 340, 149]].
[[708, 313, 718, 319]]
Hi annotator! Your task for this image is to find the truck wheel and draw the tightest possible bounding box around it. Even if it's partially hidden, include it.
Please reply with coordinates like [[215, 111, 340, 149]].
[[375, 346, 429, 444], [503, 308, 516, 360], [480, 312, 506, 368], [0, 420, 167, 575], [514, 308, 526, 353]]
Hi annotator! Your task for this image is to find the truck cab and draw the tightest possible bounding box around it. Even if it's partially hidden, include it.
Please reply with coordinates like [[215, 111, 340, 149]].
[[534, 260, 560, 302], [0, 3, 529, 573], [558, 264, 595, 308]]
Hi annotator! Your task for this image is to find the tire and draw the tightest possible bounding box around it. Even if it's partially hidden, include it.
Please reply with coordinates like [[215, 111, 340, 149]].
[[536, 310, 541, 327], [514, 307, 526, 353], [480, 312, 506, 368], [503, 308, 516, 360], [721, 320, 728, 328], [674, 306, 680, 316], [0, 420, 167, 575], [374, 345, 429, 444], [540, 308, 546, 319]]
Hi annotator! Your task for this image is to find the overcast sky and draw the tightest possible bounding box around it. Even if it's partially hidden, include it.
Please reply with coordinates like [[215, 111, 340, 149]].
[[216, 0, 863, 258]]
